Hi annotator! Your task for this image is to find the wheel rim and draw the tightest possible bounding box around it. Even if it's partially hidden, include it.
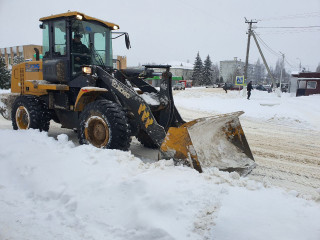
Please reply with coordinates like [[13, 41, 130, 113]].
[[84, 116, 110, 148], [16, 106, 30, 129]]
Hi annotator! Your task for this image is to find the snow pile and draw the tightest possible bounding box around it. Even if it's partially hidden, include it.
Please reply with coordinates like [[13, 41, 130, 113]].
[[0, 89, 11, 119], [174, 88, 320, 130], [140, 92, 160, 106], [0, 129, 320, 240]]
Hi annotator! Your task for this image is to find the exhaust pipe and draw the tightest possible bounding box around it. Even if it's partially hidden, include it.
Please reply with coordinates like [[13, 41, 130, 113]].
[[34, 48, 40, 61]]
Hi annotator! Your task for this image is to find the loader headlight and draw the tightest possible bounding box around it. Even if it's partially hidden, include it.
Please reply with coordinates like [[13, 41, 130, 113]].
[[82, 66, 92, 75], [76, 14, 83, 20], [113, 25, 119, 30]]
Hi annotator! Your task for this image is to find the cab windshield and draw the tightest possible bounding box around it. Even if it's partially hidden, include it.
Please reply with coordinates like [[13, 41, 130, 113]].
[[71, 20, 112, 74]]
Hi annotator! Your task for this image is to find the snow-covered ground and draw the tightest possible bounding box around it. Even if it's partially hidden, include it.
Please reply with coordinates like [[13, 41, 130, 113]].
[[0, 88, 320, 240], [174, 87, 320, 131]]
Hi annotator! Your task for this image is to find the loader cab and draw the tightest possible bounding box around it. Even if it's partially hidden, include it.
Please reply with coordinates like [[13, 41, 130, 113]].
[[40, 12, 118, 84]]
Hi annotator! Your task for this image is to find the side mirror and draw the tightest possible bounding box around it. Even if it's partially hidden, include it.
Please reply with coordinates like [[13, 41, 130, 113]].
[[125, 33, 131, 50], [112, 32, 131, 50]]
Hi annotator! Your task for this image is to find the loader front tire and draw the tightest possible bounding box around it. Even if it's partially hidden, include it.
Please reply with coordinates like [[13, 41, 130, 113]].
[[12, 95, 50, 131], [78, 100, 131, 151]]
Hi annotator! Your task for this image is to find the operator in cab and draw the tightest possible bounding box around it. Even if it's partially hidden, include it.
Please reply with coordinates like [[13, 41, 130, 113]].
[[72, 34, 89, 54], [72, 33, 90, 71]]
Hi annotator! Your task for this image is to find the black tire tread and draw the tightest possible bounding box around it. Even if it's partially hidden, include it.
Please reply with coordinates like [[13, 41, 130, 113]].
[[11, 95, 50, 131], [78, 100, 131, 151]]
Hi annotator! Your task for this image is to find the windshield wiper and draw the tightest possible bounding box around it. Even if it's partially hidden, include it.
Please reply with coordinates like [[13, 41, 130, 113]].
[[89, 43, 109, 71]]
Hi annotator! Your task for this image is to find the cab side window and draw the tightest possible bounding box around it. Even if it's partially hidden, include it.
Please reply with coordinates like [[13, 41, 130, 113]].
[[53, 20, 66, 56], [42, 23, 50, 57]]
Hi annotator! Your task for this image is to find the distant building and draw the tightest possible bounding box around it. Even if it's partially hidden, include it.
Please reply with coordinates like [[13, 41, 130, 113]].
[[220, 57, 254, 83], [113, 56, 127, 69], [0, 45, 43, 68], [290, 72, 320, 97], [154, 61, 193, 81], [168, 61, 193, 81], [146, 61, 193, 87]]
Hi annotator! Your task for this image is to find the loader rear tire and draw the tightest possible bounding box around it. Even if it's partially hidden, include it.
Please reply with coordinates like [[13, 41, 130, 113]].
[[12, 95, 50, 131], [78, 100, 131, 151], [136, 129, 158, 149]]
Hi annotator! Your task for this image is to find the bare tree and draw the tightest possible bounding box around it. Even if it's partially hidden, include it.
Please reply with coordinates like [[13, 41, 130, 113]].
[[253, 58, 265, 84]]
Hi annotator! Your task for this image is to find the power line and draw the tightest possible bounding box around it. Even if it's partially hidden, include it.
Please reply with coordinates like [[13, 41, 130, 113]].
[[256, 28, 320, 34], [253, 33, 302, 71], [253, 32, 282, 58], [260, 11, 320, 21], [254, 33, 301, 69], [257, 26, 320, 29], [284, 58, 295, 68]]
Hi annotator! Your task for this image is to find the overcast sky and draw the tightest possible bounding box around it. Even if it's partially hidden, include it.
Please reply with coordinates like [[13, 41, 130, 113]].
[[1, 0, 319, 71]]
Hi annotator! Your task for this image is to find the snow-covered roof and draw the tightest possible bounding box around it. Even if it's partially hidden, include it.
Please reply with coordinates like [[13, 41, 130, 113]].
[[162, 61, 193, 70]]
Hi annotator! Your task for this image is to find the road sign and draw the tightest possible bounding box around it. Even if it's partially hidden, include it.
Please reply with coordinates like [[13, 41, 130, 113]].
[[235, 76, 245, 85]]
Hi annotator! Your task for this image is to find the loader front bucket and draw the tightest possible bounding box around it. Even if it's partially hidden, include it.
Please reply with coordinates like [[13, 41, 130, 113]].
[[159, 111, 255, 176]]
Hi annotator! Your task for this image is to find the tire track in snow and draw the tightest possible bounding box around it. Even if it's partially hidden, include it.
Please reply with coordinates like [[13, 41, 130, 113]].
[[178, 106, 320, 199]]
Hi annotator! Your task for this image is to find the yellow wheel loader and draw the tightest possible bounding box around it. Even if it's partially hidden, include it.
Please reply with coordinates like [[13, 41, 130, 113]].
[[0, 12, 255, 175]]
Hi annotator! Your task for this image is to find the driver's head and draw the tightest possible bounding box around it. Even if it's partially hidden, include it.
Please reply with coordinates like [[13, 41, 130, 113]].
[[74, 33, 83, 42]]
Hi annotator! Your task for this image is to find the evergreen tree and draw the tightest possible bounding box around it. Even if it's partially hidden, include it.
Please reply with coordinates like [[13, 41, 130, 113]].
[[203, 55, 213, 86], [191, 52, 203, 86], [0, 57, 11, 89], [13, 55, 24, 65], [316, 62, 320, 73]]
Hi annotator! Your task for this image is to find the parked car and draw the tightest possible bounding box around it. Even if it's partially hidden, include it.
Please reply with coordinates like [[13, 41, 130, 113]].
[[223, 83, 234, 90], [255, 85, 268, 91], [173, 83, 185, 90], [222, 83, 242, 90]]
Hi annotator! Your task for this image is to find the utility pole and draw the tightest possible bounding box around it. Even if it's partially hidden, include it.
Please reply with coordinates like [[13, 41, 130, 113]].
[[251, 31, 277, 88], [244, 18, 257, 83]]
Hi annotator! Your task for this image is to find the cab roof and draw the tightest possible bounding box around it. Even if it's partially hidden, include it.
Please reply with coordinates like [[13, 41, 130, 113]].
[[39, 11, 119, 30]]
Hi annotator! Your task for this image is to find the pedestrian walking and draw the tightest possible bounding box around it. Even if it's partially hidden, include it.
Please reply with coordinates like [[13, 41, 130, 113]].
[[247, 81, 253, 100], [223, 83, 228, 93]]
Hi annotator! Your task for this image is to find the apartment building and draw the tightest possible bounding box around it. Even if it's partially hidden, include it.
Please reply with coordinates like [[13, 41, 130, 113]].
[[0, 45, 43, 68]]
